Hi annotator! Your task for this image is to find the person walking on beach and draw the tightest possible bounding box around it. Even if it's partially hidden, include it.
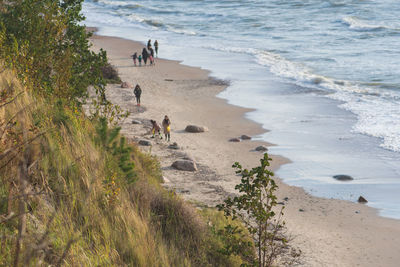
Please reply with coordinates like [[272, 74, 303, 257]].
[[131, 52, 137, 66], [142, 47, 148, 65], [147, 39, 152, 50], [134, 84, 142, 106], [154, 40, 158, 57], [150, 120, 162, 139], [162, 115, 171, 141], [138, 54, 142, 66], [149, 53, 154, 66], [149, 47, 155, 65]]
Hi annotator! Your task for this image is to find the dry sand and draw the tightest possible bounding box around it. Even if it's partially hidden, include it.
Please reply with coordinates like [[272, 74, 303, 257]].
[[89, 33, 400, 267]]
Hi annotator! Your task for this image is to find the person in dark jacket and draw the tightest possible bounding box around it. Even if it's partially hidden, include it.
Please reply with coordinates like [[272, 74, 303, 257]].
[[142, 48, 148, 65], [147, 39, 152, 50], [131, 52, 137, 66], [134, 84, 142, 106], [154, 40, 158, 57]]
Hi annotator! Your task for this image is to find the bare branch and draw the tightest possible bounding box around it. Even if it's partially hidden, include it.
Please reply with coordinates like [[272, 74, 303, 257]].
[[0, 91, 25, 109]]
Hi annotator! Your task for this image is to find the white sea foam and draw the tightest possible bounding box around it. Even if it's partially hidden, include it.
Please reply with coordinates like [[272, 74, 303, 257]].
[[332, 91, 400, 152], [342, 16, 396, 31], [96, 0, 140, 8], [166, 26, 197, 36]]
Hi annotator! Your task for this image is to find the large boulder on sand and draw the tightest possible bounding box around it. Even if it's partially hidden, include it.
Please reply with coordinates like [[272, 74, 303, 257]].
[[185, 125, 208, 133], [255, 145, 268, 152], [131, 120, 142, 124], [121, 82, 132, 88], [358, 196, 368, 203], [138, 140, 152, 146], [172, 160, 198, 171], [168, 142, 180, 150], [240, 135, 252, 140], [333, 175, 354, 181]]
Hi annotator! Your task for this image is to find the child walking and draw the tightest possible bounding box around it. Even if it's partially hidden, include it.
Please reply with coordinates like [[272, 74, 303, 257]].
[[138, 54, 142, 66]]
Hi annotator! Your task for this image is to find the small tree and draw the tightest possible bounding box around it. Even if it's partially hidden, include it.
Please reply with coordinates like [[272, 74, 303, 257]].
[[217, 153, 287, 267]]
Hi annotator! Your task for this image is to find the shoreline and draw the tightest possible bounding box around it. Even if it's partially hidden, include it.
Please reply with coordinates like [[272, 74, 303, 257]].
[[89, 31, 400, 266]]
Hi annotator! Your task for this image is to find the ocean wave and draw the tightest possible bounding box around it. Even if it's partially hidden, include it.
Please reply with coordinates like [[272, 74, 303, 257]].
[[125, 14, 164, 28], [252, 49, 400, 152], [95, 0, 142, 8], [342, 16, 396, 31], [333, 91, 400, 152], [166, 26, 196, 36]]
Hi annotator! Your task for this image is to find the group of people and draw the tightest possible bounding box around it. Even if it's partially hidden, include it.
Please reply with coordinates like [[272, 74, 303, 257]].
[[131, 39, 158, 67], [133, 83, 171, 141], [150, 116, 171, 142]]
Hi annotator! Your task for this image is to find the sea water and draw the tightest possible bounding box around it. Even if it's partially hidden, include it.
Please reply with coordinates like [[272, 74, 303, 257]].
[[82, 0, 400, 219]]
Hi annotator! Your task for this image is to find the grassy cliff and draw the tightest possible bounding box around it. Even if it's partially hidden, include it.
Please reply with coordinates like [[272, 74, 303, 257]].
[[0, 67, 253, 266]]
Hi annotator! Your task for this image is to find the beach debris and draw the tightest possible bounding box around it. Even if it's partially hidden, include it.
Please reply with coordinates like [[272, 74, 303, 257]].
[[333, 175, 354, 181], [162, 176, 170, 183], [131, 120, 142, 124], [255, 145, 268, 152], [185, 125, 208, 133], [164, 79, 174, 81], [168, 142, 180, 150], [229, 138, 241, 142], [138, 140, 152, 146], [283, 197, 289, 201], [240, 134, 252, 140], [172, 160, 198, 171], [175, 188, 190, 194], [355, 211, 360, 214], [358, 196, 368, 203], [277, 202, 285, 205], [299, 208, 305, 212], [121, 81, 132, 88]]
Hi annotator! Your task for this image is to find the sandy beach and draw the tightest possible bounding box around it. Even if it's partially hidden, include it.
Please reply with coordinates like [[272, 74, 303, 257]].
[[89, 32, 400, 267]]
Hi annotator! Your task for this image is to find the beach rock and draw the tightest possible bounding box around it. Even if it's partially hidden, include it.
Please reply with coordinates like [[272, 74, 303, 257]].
[[121, 81, 132, 88], [138, 140, 152, 146], [358, 196, 368, 204], [168, 142, 180, 150], [185, 125, 208, 133], [131, 120, 142, 124], [333, 175, 354, 181], [299, 209, 305, 212], [277, 202, 285, 205], [172, 160, 198, 171], [241, 135, 252, 140], [283, 197, 289, 201], [229, 138, 241, 142], [255, 145, 268, 152]]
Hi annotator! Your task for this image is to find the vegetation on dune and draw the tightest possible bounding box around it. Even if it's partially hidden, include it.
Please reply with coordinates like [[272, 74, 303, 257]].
[[0, 0, 297, 266], [1, 66, 255, 266]]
